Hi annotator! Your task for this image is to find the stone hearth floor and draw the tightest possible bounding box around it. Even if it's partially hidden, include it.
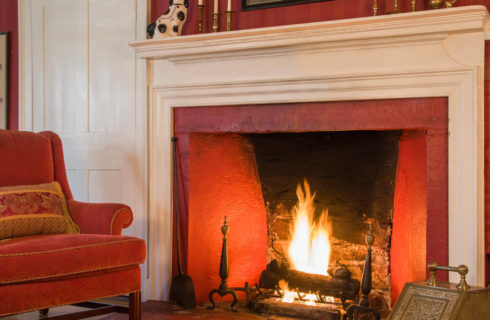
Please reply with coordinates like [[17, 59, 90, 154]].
[[3, 301, 299, 319]]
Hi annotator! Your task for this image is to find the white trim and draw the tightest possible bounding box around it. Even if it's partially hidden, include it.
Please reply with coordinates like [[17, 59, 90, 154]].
[[133, 0, 150, 301]]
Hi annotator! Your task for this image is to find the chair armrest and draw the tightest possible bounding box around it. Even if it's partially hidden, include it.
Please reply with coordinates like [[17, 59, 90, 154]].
[[67, 199, 133, 235]]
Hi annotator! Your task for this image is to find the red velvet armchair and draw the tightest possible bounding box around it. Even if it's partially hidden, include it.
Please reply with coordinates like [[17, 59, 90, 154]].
[[0, 130, 146, 319]]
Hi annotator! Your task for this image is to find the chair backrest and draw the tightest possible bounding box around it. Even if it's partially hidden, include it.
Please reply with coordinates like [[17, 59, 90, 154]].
[[0, 130, 73, 199]]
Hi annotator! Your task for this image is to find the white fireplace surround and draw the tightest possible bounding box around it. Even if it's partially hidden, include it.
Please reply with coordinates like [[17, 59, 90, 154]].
[[131, 6, 489, 300]]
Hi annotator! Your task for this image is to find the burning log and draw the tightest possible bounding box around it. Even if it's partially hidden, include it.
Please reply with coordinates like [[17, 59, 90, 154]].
[[251, 298, 342, 320], [259, 260, 360, 301]]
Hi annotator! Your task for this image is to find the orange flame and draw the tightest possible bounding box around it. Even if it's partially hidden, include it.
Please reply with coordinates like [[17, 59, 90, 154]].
[[279, 279, 334, 306], [288, 180, 331, 276]]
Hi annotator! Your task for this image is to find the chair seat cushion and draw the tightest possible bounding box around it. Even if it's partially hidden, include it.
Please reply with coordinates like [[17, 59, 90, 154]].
[[0, 234, 146, 284]]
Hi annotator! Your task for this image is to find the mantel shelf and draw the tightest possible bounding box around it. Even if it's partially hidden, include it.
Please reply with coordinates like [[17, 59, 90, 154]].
[[130, 5, 489, 60]]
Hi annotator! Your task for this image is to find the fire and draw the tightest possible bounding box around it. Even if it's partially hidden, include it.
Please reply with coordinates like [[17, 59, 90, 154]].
[[279, 279, 312, 305], [288, 180, 331, 276], [278, 279, 334, 306], [279, 279, 296, 303]]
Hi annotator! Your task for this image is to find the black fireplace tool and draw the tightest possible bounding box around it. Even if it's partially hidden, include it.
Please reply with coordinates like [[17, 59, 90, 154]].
[[345, 224, 380, 320], [169, 137, 196, 309], [207, 216, 239, 312]]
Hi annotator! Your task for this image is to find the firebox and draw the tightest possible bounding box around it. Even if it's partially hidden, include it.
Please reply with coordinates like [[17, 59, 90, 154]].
[[248, 130, 400, 315]]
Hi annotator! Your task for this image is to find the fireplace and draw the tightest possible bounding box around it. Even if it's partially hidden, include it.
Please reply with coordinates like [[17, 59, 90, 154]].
[[174, 99, 447, 317], [130, 6, 488, 304]]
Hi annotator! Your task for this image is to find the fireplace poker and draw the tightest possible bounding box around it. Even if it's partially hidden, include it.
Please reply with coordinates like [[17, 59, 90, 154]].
[[169, 137, 196, 309]]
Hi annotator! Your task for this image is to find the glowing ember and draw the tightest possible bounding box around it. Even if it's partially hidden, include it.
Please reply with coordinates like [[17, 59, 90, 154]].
[[278, 279, 335, 306], [279, 279, 306, 304], [304, 293, 317, 306], [288, 180, 331, 276], [282, 291, 296, 303]]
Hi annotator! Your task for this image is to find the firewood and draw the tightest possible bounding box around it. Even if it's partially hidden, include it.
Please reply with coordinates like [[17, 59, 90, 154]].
[[259, 267, 360, 301], [251, 299, 341, 320]]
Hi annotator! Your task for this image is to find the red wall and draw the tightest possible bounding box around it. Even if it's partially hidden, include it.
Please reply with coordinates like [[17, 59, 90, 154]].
[[0, 0, 18, 130]]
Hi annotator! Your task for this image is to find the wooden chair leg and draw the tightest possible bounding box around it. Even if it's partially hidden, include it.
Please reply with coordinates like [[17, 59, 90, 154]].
[[129, 291, 141, 320]]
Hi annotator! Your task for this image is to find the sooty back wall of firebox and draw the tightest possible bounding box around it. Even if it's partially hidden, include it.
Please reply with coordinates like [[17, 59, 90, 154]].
[[248, 130, 401, 246]]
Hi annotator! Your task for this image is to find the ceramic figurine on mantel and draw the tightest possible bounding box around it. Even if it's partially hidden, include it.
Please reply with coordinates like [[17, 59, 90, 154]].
[[147, 0, 189, 39]]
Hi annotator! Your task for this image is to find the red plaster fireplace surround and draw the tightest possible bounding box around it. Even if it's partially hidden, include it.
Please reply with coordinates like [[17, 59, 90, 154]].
[[131, 6, 489, 303]]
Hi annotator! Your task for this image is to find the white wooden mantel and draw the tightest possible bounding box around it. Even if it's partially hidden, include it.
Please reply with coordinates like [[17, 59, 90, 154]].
[[131, 6, 490, 300]]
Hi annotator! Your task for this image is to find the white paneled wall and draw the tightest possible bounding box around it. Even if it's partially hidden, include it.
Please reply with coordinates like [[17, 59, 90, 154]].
[[66, 169, 89, 201], [19, 0, 149, 298], [89, 170, 123, 203], [89, 0, 134, 133], [43, 0, 88, 133]]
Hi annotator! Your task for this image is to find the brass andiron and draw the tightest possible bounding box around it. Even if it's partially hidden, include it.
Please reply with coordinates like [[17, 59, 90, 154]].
[[345, 225, 380, 320], [427, 262, 470, 291], [208, 217, 238, 311], [212, 12, 219, 33], [373, 0, 378, 16], [198, 4, 204, 33], [225, 10, 232, 31]]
